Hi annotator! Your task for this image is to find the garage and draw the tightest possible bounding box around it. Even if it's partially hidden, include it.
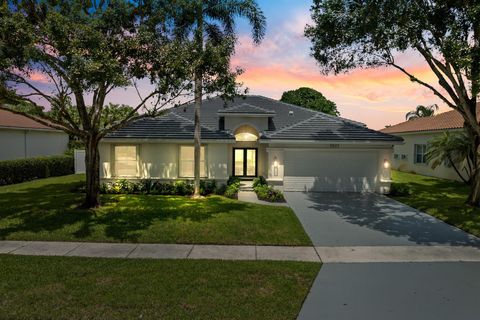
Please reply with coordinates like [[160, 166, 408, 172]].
[[283, 149, 380, 192]]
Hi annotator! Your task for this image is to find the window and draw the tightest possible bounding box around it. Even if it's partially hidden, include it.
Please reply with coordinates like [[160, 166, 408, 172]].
[[414, 144, 427, 164], [394, 154, 399, 160], [115, 145, 138, 177], [179, 146, 206, 177], [234, 125, 258, 142]]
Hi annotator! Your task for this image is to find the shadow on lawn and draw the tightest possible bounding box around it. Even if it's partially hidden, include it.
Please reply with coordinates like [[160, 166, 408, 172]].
[[305, 191, 480, 246], [0, 181, 247, 242]]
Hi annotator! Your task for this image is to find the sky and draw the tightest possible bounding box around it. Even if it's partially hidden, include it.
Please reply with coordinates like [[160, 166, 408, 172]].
[[227, 0, 449, 130], [24, 0, 449, 130]]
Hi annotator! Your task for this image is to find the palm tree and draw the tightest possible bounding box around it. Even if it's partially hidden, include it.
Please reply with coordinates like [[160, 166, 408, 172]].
[[172, 0, 266, 197], [425, 131, 474, 184], [405, 104, 439, 121]]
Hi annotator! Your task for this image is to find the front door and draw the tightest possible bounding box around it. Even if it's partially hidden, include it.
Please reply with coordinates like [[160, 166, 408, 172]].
[[233, 148, 257, 177]]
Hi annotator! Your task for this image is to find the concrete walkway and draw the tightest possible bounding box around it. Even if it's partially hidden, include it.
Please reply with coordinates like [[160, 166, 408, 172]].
[[0, 241, 319, 261], [237, 191, 289, 206], [3, 240, 480, 263]]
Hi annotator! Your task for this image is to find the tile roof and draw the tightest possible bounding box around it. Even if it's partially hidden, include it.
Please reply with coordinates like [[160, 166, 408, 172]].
[[381, 103, 480, 134], [217, 103, 276, 115], [0, 109, 58, 131], [107, 95, 401, 142], [105, 112, 234, 140]]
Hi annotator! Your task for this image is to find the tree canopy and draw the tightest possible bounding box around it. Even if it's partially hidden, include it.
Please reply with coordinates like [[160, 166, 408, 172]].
[[280, 87, 339, 116], [305, 0, 480, 205]]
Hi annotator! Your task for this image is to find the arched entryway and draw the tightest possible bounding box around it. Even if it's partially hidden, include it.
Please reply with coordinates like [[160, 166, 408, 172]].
[[233, 125, 259, 177]]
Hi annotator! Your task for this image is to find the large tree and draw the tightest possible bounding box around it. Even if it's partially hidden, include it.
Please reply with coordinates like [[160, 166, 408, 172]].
[[280, 87, 339, 116], [169, 0, 266, 197], [0, 0, 192, 208], [305, 0, 480, 206]]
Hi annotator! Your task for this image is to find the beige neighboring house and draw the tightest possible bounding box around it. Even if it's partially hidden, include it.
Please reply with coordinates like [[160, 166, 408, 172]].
[[100, 96, 402, 194], [381, 104, 480, 181], [0, 109, 69, 161]]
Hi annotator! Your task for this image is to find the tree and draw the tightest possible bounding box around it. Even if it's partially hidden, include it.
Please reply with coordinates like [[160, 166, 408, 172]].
[[426, 131, 474, 184], [406, 104, 439, 120], [305, 0, 480, 206], [280, 87, 339, 116], [0, 0, 192, 208], [170, 0, 266, 197]]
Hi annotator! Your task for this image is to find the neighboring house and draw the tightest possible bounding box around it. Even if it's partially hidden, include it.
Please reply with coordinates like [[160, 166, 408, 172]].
[[0, 109, 69, 161], [381, 104, 480, 181], [100, 96, 402, 193]]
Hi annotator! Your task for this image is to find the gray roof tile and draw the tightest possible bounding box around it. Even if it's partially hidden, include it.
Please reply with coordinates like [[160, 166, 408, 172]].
[[106, 95, 402, 142]]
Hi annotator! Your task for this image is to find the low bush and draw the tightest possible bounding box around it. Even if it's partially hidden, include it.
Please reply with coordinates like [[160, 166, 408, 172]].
[[100, 179, 224, 197], [224, 183, 240, 199], [0, 155, 74, 186], [252, 176, 267, 188], [389, 182, 412, 197], [254, 184, 285, 203], [227, 176, 241, 186]]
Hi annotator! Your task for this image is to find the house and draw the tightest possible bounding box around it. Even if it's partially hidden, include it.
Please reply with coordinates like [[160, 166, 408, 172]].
[[381, 104, 480, 181], [0, 109, 69, 161], [100, 95, 402, 193]]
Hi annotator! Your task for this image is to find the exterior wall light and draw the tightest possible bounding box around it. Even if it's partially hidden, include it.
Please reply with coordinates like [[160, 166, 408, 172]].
[[383, 159, 390, 169], [273, 156, 279, 176]]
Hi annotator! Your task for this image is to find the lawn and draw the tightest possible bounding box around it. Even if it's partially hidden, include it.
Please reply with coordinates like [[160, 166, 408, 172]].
[[0, 175, 311, 245], [391, 170, 480, 237], [0, 255, 320, 320]]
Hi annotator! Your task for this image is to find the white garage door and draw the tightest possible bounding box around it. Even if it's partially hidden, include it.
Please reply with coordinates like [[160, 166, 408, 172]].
[[283, 150, 379, 192]]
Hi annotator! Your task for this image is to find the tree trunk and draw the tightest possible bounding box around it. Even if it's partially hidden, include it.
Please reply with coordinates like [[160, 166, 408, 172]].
[[193, 72, 202, 197], [466, 121, 480, 206], [83, 135, 101, 208], [193, 0, 203, 198]]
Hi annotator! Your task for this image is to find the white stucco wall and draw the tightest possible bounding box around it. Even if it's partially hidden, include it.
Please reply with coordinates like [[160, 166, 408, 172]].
[[99, 141, 230, 180], [0, 128, 69, 161], [392, 131, 461, 181]]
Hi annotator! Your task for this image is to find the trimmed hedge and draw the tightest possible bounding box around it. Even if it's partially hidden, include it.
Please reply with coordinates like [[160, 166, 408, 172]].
[[0, 155, 74, 186], [100, 179, 226, 197]]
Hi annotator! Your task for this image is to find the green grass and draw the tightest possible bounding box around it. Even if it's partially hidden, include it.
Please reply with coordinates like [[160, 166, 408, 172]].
[[0, 175, 311, 245], [391, 170, 480, 237], [0, 255, 320, 320]]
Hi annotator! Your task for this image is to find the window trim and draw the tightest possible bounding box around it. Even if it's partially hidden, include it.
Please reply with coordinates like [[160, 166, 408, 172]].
[[178, 145, 207, 178], [413, 144, 427, 164], [113, 144, 139, 178]]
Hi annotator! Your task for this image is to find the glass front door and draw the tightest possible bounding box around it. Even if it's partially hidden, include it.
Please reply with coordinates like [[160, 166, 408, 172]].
[[233, 148, 257, 177]]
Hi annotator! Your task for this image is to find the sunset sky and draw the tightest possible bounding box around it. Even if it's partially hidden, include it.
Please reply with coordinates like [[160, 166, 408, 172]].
[[26, 0, 450, 130], [228, 0, 448, 130]]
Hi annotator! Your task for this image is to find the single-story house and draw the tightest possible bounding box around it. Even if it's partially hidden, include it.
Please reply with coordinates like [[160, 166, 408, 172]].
[[380, 104, 480, 181], [100, 95, 402, 193], [0, 109, 69, 161]]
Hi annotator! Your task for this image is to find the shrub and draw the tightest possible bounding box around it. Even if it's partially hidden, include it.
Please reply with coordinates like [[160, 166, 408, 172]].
[[224, 183, 240, 199], [215, 183, 227, 195], [389, 182, 412, 197], [254, 184, 285, 202], [227, 176, 241, 186], [200, 179, 217, 196], [252, 176, 267, 188], [173, 180, 194, 196], [0, 155, 74, 186]]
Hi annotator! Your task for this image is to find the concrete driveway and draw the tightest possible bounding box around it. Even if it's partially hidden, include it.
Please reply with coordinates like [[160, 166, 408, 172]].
[[285, 192, 480, 247], [285, 192, 480, 320]]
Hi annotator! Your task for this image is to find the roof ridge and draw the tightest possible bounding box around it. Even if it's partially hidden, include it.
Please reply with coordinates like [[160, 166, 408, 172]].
[[267, 113, 324, 137], [170, 110, 218, 132], [248, 95, 365, 127]]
